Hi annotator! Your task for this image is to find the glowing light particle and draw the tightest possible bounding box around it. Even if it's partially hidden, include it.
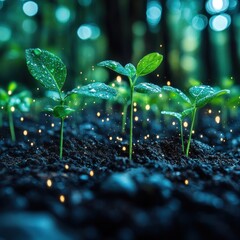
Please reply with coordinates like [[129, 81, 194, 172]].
[[89, 170, 94, 177], [116, 76, 122, 83], [23, 130, 28, 136], [145, 104, 151, 111], [46, 179, 52, 187], [215, 116, 221, 124], [59, 195, 65, 203], [65, 164, 69, 170]]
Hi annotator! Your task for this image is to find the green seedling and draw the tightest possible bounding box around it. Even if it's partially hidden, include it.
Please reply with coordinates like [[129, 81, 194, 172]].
[[0, 81, 32, 142], [162, 85, 230, 157], [98, 52, 163, 161], [26, 48, 117, 160]]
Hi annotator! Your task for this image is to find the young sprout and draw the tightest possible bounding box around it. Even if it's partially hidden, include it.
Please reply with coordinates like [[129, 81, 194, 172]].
[[26, 48, 117, 160], [98, 52, 163, 161], [0, 82, 32, 142], [162, 85, 230, 157]]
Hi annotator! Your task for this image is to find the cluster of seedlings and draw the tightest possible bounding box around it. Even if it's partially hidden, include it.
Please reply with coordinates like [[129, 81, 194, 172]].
[[0, 48, 230, 161]]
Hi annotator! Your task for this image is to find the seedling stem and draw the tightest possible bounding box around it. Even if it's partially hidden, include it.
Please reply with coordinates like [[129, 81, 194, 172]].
[[186, 108, 196, 157], [8, 108, 16, 142]]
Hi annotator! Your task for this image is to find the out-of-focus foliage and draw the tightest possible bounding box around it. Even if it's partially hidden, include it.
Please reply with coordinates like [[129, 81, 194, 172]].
[[0, 0, 240, 93]]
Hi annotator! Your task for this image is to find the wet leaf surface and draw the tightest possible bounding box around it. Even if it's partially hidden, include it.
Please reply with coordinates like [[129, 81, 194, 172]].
[[136, 52, 163, 77], [25, 48, 67, 93], [72, 82, 117, 100], [134, 83, 161, 94]]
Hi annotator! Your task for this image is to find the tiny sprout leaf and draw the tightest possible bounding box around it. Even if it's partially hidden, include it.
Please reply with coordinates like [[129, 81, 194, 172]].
[[9, 91, 32, 112], [136, 52, 163, 77], [163, 86, 191, 104], [8, 82, 17, 92], [45, 90, 62, 101], [53, 105, 75, 118], [134, 83, 161, 94], [97, 60, 129, 76], [125, 63, 136, 78], [73, 82, 117, 100], [196, 89, 230, 108], [189, 85, 230, 108], [25, 48, 67, 93], [44, 107, 53, 112], [0, 89, 9, 104], [189, 85, 214, 100], [161, 111, 182, 121], [181, 107, 194, 118]]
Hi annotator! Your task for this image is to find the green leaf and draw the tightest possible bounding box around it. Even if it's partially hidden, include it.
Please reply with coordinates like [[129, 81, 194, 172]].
[[136, 52, 163, 77], [161, 111, 182, 121], [9, 91, 32, 112], [97, 60, 129, 76], [45, 90, 62, 101], [134, 83, 161, 94], [0, 89, 9, 104], [53, 105, 75, 118], [125, 63, 136, 78], [163, 86, 191, 104], [25, 48, 67, 93], [8, 82, 17, 92], [181, 107, 194, 118], [72, 82, 117, 100], [189, 85, 230, 108], [44, 107, 54, 113]]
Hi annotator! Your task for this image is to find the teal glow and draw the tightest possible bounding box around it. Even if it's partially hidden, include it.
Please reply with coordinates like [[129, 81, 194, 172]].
[[55, 6, 71, 23], [23, 1, 38, 17]]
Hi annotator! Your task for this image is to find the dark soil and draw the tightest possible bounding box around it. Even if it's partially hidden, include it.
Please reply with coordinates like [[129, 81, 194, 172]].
[[0, 113, 240, 240]]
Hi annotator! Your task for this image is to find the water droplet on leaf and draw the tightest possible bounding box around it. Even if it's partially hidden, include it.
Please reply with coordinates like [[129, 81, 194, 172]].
[[89, 88, 96, 93], [34, 48, 42, 56]]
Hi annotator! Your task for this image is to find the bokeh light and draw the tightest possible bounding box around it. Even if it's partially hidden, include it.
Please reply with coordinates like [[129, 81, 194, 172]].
[[0, 25, 11, 42], [55, 6, 71, 23], [77, 24, 100, 40], [166, 0, 181, 13], [78, 0, 92, 7], [192, 14, 208, 31], [22, 19, 37, 34], [146, 0, 162, 27], [209, 14, 231, 31], [23, 1, 38, 17], [206, 0, 229, 14]]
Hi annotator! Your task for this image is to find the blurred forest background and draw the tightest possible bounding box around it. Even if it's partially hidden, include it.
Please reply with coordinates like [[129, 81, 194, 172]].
[[0, 0, 240, 91]]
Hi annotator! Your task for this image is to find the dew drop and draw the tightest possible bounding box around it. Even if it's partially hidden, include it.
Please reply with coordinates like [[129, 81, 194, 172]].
[[89, 88, 96, 93], [34, 48, 42, 56]]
